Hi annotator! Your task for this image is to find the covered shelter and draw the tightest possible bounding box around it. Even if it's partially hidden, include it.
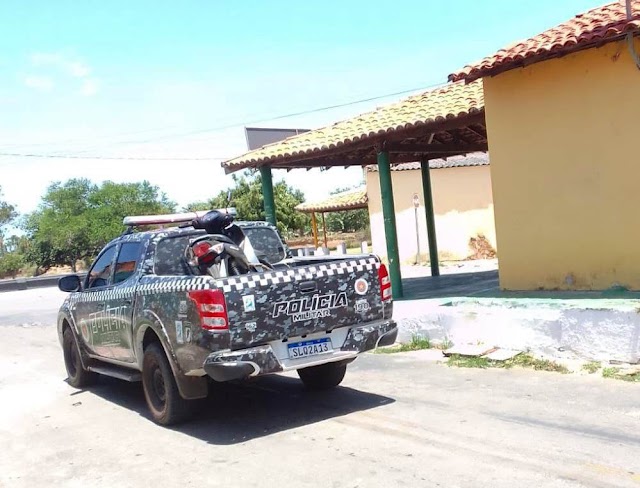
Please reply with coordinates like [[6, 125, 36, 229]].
[[222, 79, 487, 298], [295, 187, 368, 248]]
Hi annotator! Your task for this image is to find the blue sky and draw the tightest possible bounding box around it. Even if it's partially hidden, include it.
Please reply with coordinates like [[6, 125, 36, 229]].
[[0, 0, 598, 216]]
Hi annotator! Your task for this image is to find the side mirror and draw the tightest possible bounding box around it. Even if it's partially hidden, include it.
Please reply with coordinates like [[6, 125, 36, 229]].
[[58, 275, 82, 293]]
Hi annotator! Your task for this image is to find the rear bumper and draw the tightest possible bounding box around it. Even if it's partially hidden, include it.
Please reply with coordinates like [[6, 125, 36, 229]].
[[203, 320, 397, 382]]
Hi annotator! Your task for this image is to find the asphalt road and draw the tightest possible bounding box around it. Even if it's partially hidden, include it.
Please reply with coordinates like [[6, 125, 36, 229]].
[[1, 288, 639, 487]]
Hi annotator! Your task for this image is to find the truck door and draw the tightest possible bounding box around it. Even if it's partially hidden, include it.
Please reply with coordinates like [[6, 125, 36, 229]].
[[74, 245, 118, 358], [108, 241, 144, 363]]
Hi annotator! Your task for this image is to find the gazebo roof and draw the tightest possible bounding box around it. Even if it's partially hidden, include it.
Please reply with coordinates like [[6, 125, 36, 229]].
[[222, 79, 486, 173], [295, 187, 368, 213]]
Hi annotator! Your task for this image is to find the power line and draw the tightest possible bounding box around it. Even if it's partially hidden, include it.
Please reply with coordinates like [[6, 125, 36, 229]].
[[0, 152, 227, 161], [0, 80, 447, 160], [118, 81, 446, 145]]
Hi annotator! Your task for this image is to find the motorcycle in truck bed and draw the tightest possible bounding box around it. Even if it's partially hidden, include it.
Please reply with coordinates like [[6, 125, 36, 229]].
[[57, 210, 397, 425]]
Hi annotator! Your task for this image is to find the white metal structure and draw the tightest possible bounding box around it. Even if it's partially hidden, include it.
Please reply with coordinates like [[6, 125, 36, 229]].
[[123, 208, 237, 227]]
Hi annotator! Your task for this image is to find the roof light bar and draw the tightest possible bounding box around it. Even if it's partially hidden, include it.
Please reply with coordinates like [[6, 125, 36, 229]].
[[123, 208, 237, 227]]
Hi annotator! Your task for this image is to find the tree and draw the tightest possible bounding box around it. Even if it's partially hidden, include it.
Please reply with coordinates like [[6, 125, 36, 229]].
[[0, 186, 18, 254], [24, 179, 175, 272], [0, 252, 23, 279], [24, 179, 95, 273], [0, 185, 17, 231], [325, 187, 370, 233], [186, 171, 309, 237], [86, 181, 175, 248]]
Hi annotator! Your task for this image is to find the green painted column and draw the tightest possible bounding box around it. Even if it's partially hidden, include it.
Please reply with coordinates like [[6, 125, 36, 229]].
[[377, 150, 403, 298], [260, 165, 277, 226], [420, 159, 440, 277]]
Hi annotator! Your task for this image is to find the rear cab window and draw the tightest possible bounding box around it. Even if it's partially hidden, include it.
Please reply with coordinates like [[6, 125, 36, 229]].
[[242, 226, 286, 264], [154, 234, 199, 276]]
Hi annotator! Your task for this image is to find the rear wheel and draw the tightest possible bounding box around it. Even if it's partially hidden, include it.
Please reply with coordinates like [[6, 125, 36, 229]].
[[298, 362, 347, 390], [62, 327, 97, 388], [142, 342, 195, 425]]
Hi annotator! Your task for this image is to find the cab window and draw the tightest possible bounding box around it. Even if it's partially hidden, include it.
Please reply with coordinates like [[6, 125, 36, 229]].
[[154, 235, 194, 276], [86, 246, 117, 289], [114, 242, 143, 284]]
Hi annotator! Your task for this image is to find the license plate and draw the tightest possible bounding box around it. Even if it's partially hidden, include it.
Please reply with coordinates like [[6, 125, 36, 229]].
[[288, 338, 333, 359]]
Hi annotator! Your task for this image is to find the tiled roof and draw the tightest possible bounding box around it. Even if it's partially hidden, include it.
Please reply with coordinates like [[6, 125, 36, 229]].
[[367, 152, 489, 172], [222, 80, 484, 173], [296, 187, 368, 213], [450, 1, 640, 82]]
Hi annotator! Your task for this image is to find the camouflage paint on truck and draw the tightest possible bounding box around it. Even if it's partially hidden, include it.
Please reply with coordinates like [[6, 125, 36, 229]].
[[58, 224, 397, 400]]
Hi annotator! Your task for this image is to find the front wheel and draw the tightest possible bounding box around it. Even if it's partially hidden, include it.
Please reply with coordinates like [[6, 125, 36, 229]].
[[62, 327, 97, 388], [142, 342, 195, 425], [298, 362, 347, 390]]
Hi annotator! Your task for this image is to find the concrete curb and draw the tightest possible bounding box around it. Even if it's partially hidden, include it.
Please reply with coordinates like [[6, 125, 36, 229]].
[[394, 299, 640, 363]]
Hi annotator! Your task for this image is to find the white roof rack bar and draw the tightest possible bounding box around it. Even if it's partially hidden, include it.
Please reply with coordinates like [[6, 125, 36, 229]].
[[123, 208, 237, 227]]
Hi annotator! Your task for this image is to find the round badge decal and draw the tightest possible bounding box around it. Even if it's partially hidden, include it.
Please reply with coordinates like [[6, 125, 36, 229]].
[[355, 278, 369, 295], [80, 322, 90, 342]]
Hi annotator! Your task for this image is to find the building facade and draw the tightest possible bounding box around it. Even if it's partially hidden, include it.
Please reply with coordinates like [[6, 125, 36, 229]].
[[452, 1, 640, 290], [366, 153, 496, 264]]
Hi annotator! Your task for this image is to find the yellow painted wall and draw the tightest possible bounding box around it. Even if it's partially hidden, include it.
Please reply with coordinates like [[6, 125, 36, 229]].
[[484, 39, 640, 290], [366, 165, 496, 264]]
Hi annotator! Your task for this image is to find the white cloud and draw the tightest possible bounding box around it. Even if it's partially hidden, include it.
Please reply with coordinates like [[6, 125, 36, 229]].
[[80, 79, 99, 96], [26, 52, 97, 96], [30, 52, 63, 66], [68, 62, 90, 78], [24, 75, 54, 92]]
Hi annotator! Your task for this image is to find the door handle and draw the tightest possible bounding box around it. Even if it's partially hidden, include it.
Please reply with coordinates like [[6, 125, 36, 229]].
[[299, 281, 317, 293]]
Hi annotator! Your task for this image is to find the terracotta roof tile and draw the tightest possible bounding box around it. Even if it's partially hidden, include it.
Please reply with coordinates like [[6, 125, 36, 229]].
[[222, 80, 484, 173], [450, 1, 640, 82], [295, 187, 368, 213], [367, 152, 489, 172]]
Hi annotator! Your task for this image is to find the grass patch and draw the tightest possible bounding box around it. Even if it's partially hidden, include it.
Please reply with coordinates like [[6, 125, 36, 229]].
[[505, 354, 570, 373], [375, 335, 431, 354], [602, 367, 620, 378], [446, 355, 490, 368], [434, 336, 453, 350], [582, 361, 601, 374], [602, 366, 640, 382], [447, 353, 569, 374]]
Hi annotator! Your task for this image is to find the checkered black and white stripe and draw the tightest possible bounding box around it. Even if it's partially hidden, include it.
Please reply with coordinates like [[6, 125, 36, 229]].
[[138, 276, 211, 294], [68, 257, 379, 302], [214, 257, 379, 293]]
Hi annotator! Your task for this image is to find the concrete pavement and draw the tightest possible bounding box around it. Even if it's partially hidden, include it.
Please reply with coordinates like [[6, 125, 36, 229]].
[[1, 319, 639, 487]]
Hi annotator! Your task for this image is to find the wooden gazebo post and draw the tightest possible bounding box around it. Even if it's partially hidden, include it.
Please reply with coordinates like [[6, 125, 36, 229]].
[[311, 212, 319, 248], [321, 213, 328, 248]]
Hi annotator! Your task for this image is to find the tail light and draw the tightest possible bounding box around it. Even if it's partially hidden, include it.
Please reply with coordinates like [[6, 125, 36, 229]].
[[193, 241, 212, 258], [378, 264, 392, 301], [187, 289, 228, 330], [192, 241, 223, 266]]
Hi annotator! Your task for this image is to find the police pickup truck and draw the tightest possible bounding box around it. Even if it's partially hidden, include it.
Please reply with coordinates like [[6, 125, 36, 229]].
[[57, 210, 397, 425]]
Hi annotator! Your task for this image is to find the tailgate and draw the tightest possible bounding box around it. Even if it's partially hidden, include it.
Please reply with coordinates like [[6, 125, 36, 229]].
[[220, 256, 384, 350]]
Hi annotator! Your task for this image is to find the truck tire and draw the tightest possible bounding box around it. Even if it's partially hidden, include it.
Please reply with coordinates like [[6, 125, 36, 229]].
[[298, 362, 347, 390], [62, 327, 98, 388], [142, 342, 194, 425]]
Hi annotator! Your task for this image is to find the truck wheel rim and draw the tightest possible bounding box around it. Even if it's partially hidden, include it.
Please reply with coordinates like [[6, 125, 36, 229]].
[[151, 368, 166, 405], [65, 335, 78, 377], [69, 347, 79, 377]]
